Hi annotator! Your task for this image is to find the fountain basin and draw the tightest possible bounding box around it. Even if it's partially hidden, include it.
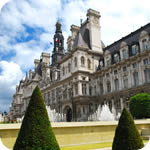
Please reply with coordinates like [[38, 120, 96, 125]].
[[0, 120, 150, 149]]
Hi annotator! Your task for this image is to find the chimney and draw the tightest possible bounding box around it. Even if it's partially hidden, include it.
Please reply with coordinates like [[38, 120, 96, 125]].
[[87, 9, 102, 53]]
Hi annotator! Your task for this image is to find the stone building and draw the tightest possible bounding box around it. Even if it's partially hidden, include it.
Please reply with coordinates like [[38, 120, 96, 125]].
[[9, 9, 150, 121]]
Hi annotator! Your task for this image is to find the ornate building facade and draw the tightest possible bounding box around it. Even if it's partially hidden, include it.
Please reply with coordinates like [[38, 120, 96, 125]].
[[9, 9, 150, 121]]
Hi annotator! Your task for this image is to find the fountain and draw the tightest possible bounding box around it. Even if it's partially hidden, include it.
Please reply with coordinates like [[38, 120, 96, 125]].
[[98, 104, 115, 121], [46, 106, 64, 122], [47, 104, 119, 122], [88, 104, 118, 121]]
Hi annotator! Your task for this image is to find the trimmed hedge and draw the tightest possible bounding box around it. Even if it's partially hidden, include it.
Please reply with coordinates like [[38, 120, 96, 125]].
[[129, 93, 150, 119], [13, 86, 60, 150], [112, 108, 144, 150]]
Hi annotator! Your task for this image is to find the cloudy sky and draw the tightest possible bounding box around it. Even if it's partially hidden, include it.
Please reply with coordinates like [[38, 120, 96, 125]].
[[0, 0, 150, 112]]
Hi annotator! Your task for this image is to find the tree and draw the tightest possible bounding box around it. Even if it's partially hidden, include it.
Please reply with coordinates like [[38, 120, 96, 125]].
[[129, 93, 150, 119], [112, 108, 144, 150], [13, 86, 60, 150]]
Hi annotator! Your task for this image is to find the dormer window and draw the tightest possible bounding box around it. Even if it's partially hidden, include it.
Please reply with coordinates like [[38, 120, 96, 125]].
[[106, 58, 111, 66], [114, 53, 119, 63], [132, 45, 138, 55], [122, 49, 128, 59], [100, 61, 103, 67], [142, 39, 148, 50]]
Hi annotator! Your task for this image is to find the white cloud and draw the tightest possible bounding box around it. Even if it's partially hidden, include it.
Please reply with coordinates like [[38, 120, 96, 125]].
[[0, 0, 10, 12], [0, 61, 24, 111], [1, 0, 150, 112]]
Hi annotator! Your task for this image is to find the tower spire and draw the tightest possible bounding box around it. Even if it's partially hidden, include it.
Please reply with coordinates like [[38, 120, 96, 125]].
[[56, 21, 62, 33]]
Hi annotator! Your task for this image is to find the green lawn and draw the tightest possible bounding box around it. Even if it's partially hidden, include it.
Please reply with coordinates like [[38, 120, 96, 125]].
[[61, 140, 149, 150], [61, 142, 112, 150]]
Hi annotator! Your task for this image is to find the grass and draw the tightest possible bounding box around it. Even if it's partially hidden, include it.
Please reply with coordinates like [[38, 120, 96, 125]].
[[61, 142, 112, 150], [61, 140, 149, 150]]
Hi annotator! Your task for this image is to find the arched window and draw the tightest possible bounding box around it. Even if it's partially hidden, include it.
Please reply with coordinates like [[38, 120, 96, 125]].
[[88, 59, 91, 69], [81, 56, 85, 66], [74, 57, 77, 67]]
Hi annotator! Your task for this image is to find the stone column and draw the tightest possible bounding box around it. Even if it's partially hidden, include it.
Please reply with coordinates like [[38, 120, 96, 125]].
[[78, 82, 82, 95], [103, 78, 107, 94], [139, 61, 145, 84], [86, 83, 89, 96], [128, 65, 133, 88]]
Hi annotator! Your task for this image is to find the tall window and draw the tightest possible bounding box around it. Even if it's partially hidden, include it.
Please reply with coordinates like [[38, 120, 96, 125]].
[[82, 83, 86, 95], [100, 83, 104, 94], [114, 79, 119, 91], [88, 59, 91, 69], [89, 103, 93, 113], [123, 78, 128, 89], [133, 72, 139, 86], [89, 86, 92, 96], [81, 56, 85, 66], [142, 39, 148, 50], [68, 63, 71, 72], [123, 66, 127, 72], [75, 84, 78, 95], [143, 58, 148, 65], [74, 57, 77, 67], [114, 70, 118, 75], [62, 66, 65, 76], [144, 68, 150, 83], [107, 81, 111, 93], [132, 63, 137, 69]]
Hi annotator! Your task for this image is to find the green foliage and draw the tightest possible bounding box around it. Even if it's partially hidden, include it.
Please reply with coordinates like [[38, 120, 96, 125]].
[[13, 86, 60, 150], [112, 108, 144, 150], [129, 93, 150, 119]]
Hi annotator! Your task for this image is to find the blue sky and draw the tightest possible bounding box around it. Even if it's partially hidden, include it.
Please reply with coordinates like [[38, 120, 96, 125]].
[[0, 0, 150, 112]]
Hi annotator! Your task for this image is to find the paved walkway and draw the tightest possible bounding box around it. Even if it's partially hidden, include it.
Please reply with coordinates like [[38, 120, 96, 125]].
[[91, 147, 111, 150]]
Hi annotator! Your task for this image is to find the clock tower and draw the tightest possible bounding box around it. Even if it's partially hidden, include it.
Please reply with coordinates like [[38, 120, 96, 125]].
[[52, 21, 64, 65]]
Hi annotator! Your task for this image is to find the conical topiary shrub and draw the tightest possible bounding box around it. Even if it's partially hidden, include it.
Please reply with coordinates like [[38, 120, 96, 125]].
[[112, 108, 144, 150], [13, 86, 60, 150]]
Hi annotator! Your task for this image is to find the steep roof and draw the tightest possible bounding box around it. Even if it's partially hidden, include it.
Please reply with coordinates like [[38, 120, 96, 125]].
[[73, 20, 91, 49], [104, 23, 150, 54]]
